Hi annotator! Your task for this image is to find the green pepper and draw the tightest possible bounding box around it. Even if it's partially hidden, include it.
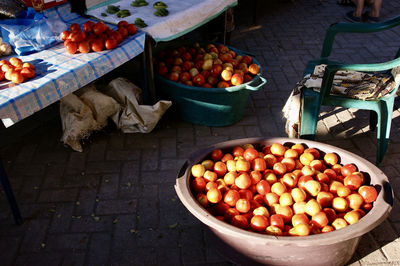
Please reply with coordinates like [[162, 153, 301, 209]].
[[153, 1, 167, 9], [117, 9, 131, 18], [134, 18, 148, 28], [106, 5, 120, 14], [131, 0, 148, 7], [154, 7, 169, 17]]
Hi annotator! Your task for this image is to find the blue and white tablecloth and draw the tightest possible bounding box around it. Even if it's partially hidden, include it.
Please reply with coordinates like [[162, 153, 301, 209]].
[[0, 4, 146, 128]]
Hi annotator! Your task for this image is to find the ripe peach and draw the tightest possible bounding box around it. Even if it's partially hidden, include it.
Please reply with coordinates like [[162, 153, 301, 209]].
[[304, 180, 321, 197], [300, 152, 315, 166], [253, 206, 270, 217], [270, 143, 286, 156], [305, 198, 322, 216], [279, 192, 294, 207], [332, 218, 348, 230], [291, 187, 307, 203], [293, 201, 307, 214], [332, 197, 349, 212], [191, 164, 206, 178]]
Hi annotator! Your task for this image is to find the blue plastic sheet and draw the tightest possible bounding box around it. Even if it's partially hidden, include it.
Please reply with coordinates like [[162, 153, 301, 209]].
[[0, 7, 67, 55]]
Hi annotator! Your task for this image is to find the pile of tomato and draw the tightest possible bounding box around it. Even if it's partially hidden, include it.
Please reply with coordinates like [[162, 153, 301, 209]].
[[0, 57, 35, 84], [154, 43, 261, 88], [60, 20, 137, 54], [190, 142, 378, 236]]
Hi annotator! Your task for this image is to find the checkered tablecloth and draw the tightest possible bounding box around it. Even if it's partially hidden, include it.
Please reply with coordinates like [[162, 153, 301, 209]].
[[0, 4, 146, 128]]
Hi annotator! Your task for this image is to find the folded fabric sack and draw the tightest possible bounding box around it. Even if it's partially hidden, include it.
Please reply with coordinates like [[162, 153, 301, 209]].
[[103, 77, 172, 133], [282, 64, 400, 138], [60, 84, 120, 152]]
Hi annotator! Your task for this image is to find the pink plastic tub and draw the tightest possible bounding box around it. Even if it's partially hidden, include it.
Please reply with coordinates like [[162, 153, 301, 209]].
[[174, 137, 393, 266]]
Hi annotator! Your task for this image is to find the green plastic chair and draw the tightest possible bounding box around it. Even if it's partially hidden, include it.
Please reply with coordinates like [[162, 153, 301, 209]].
[[299, 16, 400, 165]]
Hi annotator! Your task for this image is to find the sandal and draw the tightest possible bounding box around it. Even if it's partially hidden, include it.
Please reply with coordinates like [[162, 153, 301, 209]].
[[337, 0, 355, 6], [345, 11, 362, 23]]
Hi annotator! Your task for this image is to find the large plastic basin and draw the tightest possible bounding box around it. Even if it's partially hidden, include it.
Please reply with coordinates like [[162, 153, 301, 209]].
[[174, 137, 393, 266]]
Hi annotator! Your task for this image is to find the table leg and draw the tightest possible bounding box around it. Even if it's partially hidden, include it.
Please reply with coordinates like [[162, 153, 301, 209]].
[[0, 160, 22, 225], [144, 35, 157, 104]]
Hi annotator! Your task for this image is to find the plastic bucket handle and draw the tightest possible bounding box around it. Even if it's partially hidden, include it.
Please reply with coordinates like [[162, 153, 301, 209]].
[[244, 75, 267, 91]]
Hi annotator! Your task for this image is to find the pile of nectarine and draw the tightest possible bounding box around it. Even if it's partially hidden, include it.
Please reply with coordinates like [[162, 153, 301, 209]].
[[155, 43, 260, 88], [190, 142, 378, 236]]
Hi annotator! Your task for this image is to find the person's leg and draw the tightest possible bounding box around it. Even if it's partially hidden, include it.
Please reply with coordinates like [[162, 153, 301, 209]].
[[354, 0, 365, 17], [346, 0, 364, 22], [369, 0, 382, 17]]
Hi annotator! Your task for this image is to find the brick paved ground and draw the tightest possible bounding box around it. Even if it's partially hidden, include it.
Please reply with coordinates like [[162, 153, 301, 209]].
[[0, 0, 400, 265]]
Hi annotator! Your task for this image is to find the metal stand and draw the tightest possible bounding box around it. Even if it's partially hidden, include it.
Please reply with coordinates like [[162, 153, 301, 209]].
[[143, 35, 157, 104], [0, 160, 22, 225]]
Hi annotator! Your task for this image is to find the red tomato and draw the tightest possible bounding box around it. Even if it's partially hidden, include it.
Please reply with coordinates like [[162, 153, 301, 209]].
[[93, 22, 106, 35], [118, 20, 129, 27], [91, 39, 104, 52], [117, 27, 129, 39], [79, 41, 91, 53], [70, 31, 86, 43], [69, 23, 81, 33], [111, 31, 123, 44], [126, 24, 137, 35], [104, 38, 117, 50], [60, 30, 70, 41], [65, 41, 78, 54], [192, 73, 205, 86], [83, 21, 95, 33]]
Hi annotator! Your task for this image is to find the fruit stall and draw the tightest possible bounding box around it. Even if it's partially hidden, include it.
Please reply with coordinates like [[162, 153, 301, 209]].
[[0, 0, 238, 224]]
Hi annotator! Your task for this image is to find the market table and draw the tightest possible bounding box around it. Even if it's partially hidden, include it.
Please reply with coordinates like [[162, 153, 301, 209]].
[[0, 3, 146, 224], [0, 5, 146, 128]]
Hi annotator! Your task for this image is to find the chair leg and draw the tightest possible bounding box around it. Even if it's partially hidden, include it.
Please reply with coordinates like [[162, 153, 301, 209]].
[[376, 98, 394, 165], [369, 110, 377, 131], [300, 89, 320, 140], [0, 161, 22, 225]]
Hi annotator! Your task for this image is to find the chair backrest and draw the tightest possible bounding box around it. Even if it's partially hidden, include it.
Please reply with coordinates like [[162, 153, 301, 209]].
[[320, 15, 400, 60]]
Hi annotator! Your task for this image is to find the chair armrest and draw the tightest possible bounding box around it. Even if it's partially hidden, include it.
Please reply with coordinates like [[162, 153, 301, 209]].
[[320, 16, 400, 59], [319, 57, 400, 99]]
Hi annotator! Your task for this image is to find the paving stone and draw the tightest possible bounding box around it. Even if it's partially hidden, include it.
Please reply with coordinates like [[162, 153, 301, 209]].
[[105, 150, 140, 161], [49, 203, 74, 233], [20, 219, 50, 252], [0, 236, 20, 265], [86, 232, 112, 265], [61, 252, 86, 266], [85, 161, 121, 174], [38, 188, 79, 203], [45, 233, 89, 251], [98, 173, 120, 200], [70, 215, 114, 233], [96, 199, 137, 215]]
